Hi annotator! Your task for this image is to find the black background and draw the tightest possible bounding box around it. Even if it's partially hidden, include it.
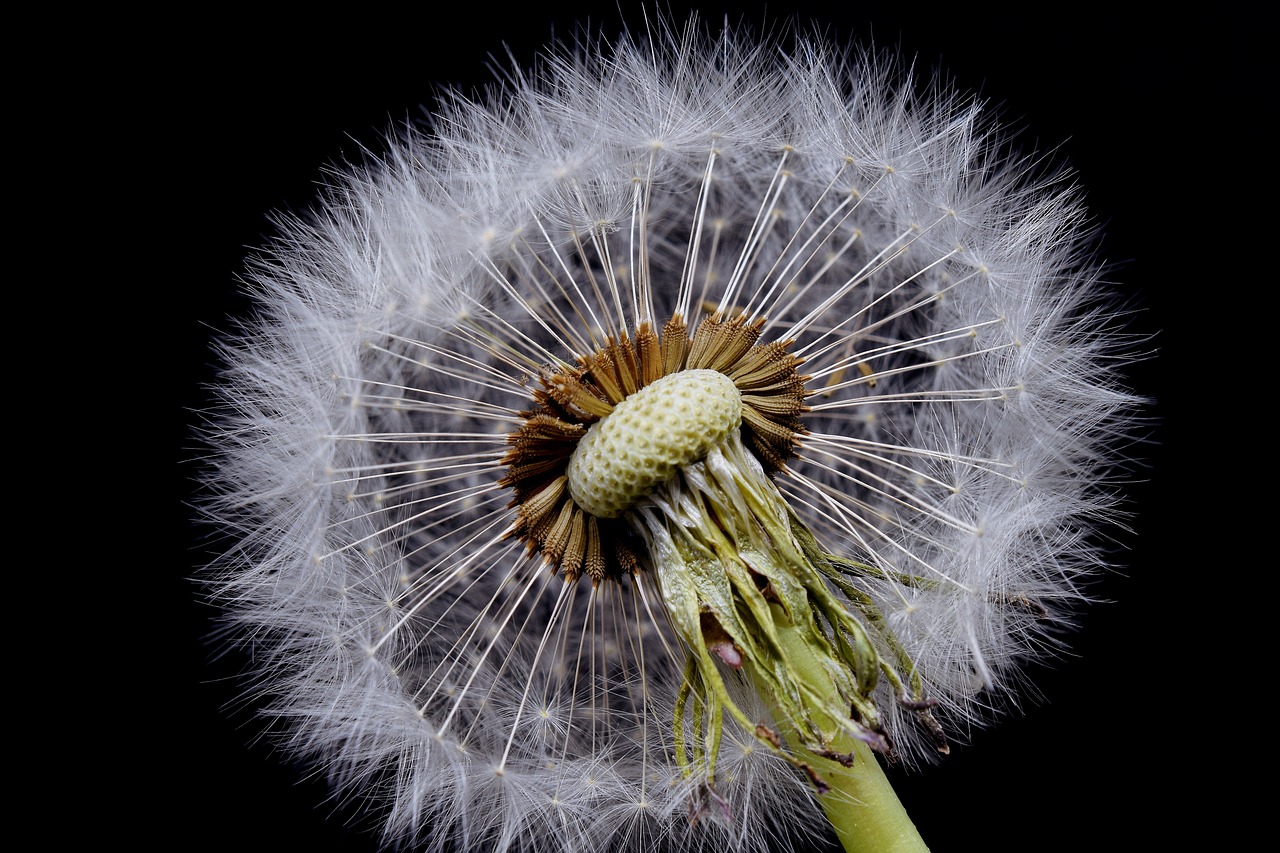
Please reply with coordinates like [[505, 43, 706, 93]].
[[166, 3, 1233, 850]]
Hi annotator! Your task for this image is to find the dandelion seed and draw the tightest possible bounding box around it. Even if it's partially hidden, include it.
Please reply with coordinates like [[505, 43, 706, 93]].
[[199, 14, 1141, 852]]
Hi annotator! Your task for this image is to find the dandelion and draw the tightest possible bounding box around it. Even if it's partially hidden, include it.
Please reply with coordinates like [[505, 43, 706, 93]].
[[200, 14, 1140, 853]]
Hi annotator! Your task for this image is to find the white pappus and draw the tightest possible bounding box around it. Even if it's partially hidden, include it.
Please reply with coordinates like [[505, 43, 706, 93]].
[[198, 14, 1142, 853]]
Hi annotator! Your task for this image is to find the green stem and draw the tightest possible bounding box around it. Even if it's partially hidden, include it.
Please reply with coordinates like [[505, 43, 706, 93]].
[[811, 738, 927, 853], [765, 603, 929, 853]]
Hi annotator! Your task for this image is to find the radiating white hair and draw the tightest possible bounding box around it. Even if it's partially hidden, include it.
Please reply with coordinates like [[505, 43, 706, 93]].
[[199, 14, 1141, 852]]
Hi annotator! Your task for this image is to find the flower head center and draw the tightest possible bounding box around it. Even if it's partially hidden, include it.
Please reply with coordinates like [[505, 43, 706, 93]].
[[500, 312, 809, 584], [567, 369, 742, 518]]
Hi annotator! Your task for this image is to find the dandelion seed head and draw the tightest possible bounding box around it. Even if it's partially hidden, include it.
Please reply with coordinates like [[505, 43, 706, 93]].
[[200, 13, 1141, 852]]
